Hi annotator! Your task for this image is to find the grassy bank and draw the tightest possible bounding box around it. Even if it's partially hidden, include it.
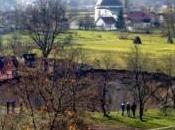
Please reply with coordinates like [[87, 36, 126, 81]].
[[70, 30, 175, 69], [87, 109, 175, 130]]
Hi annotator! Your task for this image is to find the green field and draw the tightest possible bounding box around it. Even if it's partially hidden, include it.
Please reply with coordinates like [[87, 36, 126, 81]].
[[2, 30, 175, 70], [88, 109, 175, 130], [70, 30, 175, 70]]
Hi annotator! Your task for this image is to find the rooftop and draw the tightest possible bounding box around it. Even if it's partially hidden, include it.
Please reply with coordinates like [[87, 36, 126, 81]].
[[126, 11, 151, 23], [96, 0, 122, 7], [98, 17, 117, 24]]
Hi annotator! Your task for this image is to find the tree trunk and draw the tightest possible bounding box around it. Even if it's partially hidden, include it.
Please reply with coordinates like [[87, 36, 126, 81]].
[[43, 51, 49, 58], [139, 103, 144, 121], [101, 82, 109, 117], [50, 111, 59, 130], [173, 98, 175, 109], [101, 98, 107, 117], [172, 89, 175, 109], [167, 32, 173, 44], [72, 83, 77, 112]]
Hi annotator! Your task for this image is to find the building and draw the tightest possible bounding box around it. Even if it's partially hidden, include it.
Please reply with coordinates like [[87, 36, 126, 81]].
[[95, 0, 124, 30], [0, 25, 5, 34], [96, 17, 117, 30], [125, 11, 152, 32]]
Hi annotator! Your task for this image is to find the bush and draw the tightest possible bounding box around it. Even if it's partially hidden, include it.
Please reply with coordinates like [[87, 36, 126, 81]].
[[133, 36, 142, 44], [50, 111, 89, 130], [98, 35, 102, 38]]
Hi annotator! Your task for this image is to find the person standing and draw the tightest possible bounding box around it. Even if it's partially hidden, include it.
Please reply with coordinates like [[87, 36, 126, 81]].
[[11, 101, 16, 114], [121, 102, 125, 116], [6, 101, 10, 114], [126, 102, 131, 117], [131, 102, 137, 117], [20, 103, 24, 112]]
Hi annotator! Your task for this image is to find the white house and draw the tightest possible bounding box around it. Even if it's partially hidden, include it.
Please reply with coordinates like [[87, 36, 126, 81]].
[[95, 0, 123, 30], [96, 17, 117, 30]]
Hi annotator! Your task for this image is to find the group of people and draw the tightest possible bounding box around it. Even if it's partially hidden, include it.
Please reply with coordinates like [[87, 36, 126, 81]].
[[121, 102, 137, 117], [6, 101, 24, 114], [6, 101, 16, 114]]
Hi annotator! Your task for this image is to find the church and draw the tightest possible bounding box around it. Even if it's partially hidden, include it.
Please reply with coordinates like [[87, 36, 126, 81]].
[[95, 0, 124, 30]]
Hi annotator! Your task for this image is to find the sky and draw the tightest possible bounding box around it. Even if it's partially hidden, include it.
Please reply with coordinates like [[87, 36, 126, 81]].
[[0, 0, 172, 11], [0, 0, 16, 11], [0, 0, 36, 11], [16, 0, 36, 6]]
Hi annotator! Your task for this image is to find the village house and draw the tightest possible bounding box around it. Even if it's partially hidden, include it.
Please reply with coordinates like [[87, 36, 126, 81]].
[[0, 25, 5, 34], [95, 17, 117, 30], [125, 11, 152, 32], [95, 0, 123, 30]]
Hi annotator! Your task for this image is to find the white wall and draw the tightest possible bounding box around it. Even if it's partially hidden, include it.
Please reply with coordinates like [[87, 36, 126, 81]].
[[95, 6, 118, 21], [96, 18, 117, 30]]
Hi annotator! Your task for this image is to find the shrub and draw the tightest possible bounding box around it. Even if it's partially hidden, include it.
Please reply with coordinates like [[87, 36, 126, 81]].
[[133, 36, 142, 44]]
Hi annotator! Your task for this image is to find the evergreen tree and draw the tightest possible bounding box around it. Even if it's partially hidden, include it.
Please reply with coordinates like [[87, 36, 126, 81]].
[[116, 9, 125, 30]]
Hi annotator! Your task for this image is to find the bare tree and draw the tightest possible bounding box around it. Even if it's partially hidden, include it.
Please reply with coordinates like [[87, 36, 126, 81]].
[[0, 36, 4, 55], [164, 1, 175, 43], [17, 48, 95, 130], [24, 0, 67, 58], [8, 33, 32, 57], [94, 54, 115, 117], [127, 45, 160, 121], [162, 53, 175, 109]]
